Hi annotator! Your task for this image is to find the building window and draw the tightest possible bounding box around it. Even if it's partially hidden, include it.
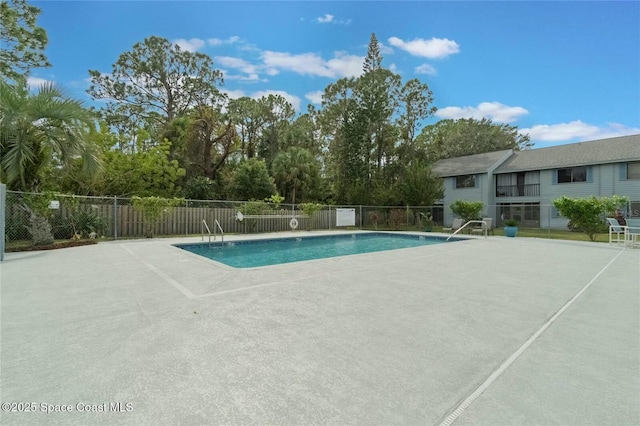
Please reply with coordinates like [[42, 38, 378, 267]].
[[498, 203, 540, 225], [557, 166, 587, 183], [455, 174, 476, 188], [628, 162, 640, 180]]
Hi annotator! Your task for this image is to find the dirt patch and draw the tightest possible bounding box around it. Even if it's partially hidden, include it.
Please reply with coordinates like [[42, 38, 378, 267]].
[[6, 240, 99, 252]]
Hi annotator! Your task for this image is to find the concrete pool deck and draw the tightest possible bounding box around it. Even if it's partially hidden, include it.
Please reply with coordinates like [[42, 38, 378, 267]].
[[1, 231, 638, 425]]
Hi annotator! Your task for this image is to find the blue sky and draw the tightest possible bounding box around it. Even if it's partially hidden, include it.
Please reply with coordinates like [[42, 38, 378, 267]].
[[29, 1, 640, 148]]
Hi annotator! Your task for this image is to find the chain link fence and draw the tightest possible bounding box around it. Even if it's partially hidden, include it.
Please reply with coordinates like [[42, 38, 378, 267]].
[[4, 190, 636, 251], [1, 190, 446, 250]]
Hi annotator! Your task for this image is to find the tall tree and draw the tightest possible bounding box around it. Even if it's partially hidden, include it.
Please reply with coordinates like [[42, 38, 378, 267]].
[[417, 118, 532, 162], [257, 94, 295, 167], [361, 33, 401, 175], [0, 0, 50, 82], [281, 106, 324, 157], [396, 78, 437, 152], [319, 77, 364, 203], [228, 158, 276, 201], [0, 80, 99, 191], [227, 96, 267, 159], [87, 36, 224, 145], [363, 33, 383, 74], [183, 106, 236, 179], [271, 147, 319, 205], [94, 139, 184, 197], [397, 160, 443, 206]]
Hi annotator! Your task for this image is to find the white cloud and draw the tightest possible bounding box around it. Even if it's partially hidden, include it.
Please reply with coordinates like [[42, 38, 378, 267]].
[[388, 36, 460, 59], [389, 63, 398, 73], [173, 38, 205, 52], [435, 102, 529, 124], [251, 90, 301, 112], [314, 13, 351, 25], [326, 52, 364, 78], [216, 56, 268, 82], [379, 42, 394, 55], [208, 36, 240, 46], [26, 76, 53, 90], [225, 73, 264, 82], [261, 50, 364, 78], [415, 64, 437, 75], [215, 56, 258, 74], [519, 121, 640, 143], [317, 14, 334, 23], [221, 89, 246, 100], [262, 51, 330, 77], [305, 90, 323, 104]]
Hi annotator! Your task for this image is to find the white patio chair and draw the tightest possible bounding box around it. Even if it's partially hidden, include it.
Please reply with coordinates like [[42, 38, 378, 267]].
[[472, 217, 494, 236], [625, 218, 640, 248], [606, 218, 626, 246], [443, 218, 464, 233]]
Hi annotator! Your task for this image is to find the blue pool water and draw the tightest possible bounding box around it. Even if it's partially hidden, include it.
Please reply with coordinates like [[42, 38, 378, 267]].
[[175, 233, 461, 268]]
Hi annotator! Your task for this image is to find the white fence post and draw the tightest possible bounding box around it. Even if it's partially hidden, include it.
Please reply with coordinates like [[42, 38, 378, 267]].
[[113, 196, 118, 240], [0, 183, 5, 261]]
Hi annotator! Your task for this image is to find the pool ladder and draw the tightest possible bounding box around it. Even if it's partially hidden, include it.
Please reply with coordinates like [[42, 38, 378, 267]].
[[202, 219, 224, 245]]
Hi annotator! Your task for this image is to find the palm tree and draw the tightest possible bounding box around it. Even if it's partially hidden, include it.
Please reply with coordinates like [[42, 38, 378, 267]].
[[0, 80, 100, 191], [271, 147, 315, 206]]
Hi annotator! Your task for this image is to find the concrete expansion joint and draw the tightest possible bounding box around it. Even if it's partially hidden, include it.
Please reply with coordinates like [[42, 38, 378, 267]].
[[436, 249, 626, 426]]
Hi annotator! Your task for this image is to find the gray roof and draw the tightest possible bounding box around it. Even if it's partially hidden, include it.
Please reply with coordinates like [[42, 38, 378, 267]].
[[432, 150, 512, 177], [494, 134, 640, 173], [432, 134, 640, 177]]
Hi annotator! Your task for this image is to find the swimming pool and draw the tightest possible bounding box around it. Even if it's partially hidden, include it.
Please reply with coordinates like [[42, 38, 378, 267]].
[[175, 232, 462, 268]]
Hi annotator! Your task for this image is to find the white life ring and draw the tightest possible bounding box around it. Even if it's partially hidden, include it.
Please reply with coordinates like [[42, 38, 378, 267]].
[[235, 211, 244, 222], [289, 217, 299, 230]]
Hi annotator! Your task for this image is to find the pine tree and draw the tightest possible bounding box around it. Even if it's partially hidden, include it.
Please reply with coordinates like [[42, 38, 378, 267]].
[[363, 33, 383, 74]]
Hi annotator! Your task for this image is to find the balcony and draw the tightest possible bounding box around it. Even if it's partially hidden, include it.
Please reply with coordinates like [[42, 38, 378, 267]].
[[496, 184, 540, 197]]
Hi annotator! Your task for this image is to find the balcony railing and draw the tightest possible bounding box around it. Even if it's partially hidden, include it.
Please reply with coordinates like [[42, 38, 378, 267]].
[[496, 184, 540, 197]]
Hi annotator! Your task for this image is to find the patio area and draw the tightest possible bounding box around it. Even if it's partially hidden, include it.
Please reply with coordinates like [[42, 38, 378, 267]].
[[1, 231, 638, 425]]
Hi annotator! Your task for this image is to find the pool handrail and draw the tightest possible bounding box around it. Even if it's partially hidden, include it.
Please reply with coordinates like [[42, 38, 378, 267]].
[[214, 219, 224, 243], [447, 220, 487, 241], [202, 219, 212, 244]]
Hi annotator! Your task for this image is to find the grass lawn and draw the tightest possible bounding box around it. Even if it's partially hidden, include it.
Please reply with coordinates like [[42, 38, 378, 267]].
[[497, 227, 609, 242], [429, 226, 609, 243], [361, 225, 610, 243]]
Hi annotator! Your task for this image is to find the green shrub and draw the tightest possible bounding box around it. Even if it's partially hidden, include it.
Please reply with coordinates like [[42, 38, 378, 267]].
[[132, 196, 184, 237], [553, 195, 628, 241], [299, 203, 323, 230], [239, 200, 270, 232], [69, 210, 108, 238], [265, 194, 285, 209], [450, 200, 484, 222], [51, 215, 74, 239], [184, 176, 217, 200]]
